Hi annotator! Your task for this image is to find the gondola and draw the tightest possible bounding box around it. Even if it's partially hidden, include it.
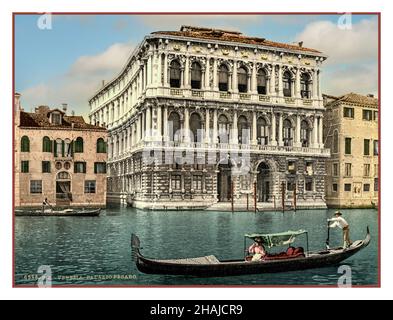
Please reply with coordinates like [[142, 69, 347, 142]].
[[131, 227, 370, 277], [15, 208, 101, 217]]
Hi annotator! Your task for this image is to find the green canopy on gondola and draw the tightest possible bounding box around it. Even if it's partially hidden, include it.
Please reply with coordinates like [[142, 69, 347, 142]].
[[245, 230, 307, 248]]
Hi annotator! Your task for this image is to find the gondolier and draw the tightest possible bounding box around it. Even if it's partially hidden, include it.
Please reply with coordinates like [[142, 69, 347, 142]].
[[328, 211, 352, 249]]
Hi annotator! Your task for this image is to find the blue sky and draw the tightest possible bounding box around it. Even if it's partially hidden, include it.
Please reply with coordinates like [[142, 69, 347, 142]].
[[15, 14, 378, 117]]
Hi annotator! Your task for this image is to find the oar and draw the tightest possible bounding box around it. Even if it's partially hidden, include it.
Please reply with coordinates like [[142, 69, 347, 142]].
[[326, 221, 330, 250]]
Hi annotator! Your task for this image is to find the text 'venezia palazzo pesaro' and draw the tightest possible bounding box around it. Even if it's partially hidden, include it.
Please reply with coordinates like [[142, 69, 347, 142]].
[[88, 26, 330, 210]]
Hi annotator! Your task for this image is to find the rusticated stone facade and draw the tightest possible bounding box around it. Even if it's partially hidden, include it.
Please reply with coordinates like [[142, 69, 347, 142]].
[[89, 26, 330, 210]]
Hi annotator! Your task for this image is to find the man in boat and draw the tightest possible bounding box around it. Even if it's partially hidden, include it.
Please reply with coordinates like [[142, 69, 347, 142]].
[[248, 237, 267, 261], [328, 211, 353, 249]]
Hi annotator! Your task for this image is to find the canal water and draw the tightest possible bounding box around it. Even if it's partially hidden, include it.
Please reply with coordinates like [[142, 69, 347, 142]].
[[15, 208, 378, 286]]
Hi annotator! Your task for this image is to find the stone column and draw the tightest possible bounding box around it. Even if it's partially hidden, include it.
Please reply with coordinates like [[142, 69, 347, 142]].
[[143, 62, 147, 90], [318, 70, 323, 100], [127, 127, 131, 150], [232, 110, 238, 143], [247, 74, 251, 93], [205, 58, 210, 90], [232, 61, 238, 93], [108, 137, 112, 159], [295, 68, 301, 98], [146, 106, 151, 141], [184, 108, 190, 142], [278, 65, 283, 97], [213, 58, 218, 91], [319, 116, 324, 148], [135, 116, 139, 143], [270, 64, 276, 95], [252, 111, 257, 145], [140, 112, 144, 142], [156, 105, 162, 141], [184, 56, 190, 88], [278, 113, 283, 146], [295, 114, 301, 147], [205, 108, 210, 143], [130, 123, 134, 147], [312, 115, 318, 148], [213, 109, 218, 143], [156, 52, 161, 86], [251, 63, 257, 94], [290, 79, 295, 97], [147, 54, 152, 87], [271, 112, 277, 146], [313, 69, 318, 99], [163, 54, 169, 87], [163, 106, 168, 141]]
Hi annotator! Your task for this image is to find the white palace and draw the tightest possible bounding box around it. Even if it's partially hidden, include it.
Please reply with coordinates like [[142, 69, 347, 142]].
[[88, 26, 330, 210]]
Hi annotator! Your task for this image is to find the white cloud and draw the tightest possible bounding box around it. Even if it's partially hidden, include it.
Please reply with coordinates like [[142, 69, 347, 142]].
[[322, 64, 378, 97], [20, 42, 134, 117], [295, 16, 378, 97], [295, 17, 378, 64]]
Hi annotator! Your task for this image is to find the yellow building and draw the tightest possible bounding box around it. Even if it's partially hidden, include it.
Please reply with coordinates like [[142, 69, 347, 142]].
[[324, 93, 379, 208], [14, 94, 108, 208]]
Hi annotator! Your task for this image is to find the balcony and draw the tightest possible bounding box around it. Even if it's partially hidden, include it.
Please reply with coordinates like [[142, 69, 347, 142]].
[[108, 140, 330, 163], [219, 92, 232, 99], [239, 93, 251, 101], [191, 90, 204, 98]]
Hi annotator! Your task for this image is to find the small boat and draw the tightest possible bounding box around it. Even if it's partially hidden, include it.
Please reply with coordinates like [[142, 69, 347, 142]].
[[131, 228, 370, 277], [15, 208, 101, 217]]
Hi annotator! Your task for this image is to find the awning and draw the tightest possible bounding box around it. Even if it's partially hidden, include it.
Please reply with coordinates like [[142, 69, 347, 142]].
[[245, 230, 307, 248]]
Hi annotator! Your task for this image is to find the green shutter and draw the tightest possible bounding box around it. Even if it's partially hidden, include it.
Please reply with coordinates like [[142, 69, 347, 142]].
[[53, 140, 57, 156], [70, 141, 74, 157], [94, 163, 97, 174], [74, 162, 77, 173], [62, 140, 65, 157], [84, 162, 86, 173]]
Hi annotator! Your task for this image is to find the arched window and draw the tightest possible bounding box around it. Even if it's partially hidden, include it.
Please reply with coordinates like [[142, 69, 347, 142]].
[[42, 136, 52, 152], [238, 115, 250, 143], [257, 117, 269, 145], [218, 114, 229, 143], [238, 67, 248, 93], [21, 136, 30, 152], [64, 138, 72, 157], [283, 71, 292, 97], [168, 112, 181, 142], [300, 120, 310, 147], [333, 130, 339, 153], [283, 119, 293, 146], [74, 137, 84, 153], [54, 138, 63, 157], [190, 113, 202, 142], [301, 73, 311, 99], [169, 60, 181, 88], [257, 69, 267, 95], [97, 138, 106, 153], [191, 62, 202, 89], [218, 65, 229, 92]]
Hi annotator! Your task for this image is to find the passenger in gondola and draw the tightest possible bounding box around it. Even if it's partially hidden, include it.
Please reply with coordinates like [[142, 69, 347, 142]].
[[248, 237, 267, 261]]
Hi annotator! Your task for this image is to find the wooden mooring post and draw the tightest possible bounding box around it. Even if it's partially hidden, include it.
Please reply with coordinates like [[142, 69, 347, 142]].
[[281, 182, 285, 213]]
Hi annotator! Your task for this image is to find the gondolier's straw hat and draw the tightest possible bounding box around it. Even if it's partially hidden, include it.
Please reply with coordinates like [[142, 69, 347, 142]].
[[334, 211, 342, 216]]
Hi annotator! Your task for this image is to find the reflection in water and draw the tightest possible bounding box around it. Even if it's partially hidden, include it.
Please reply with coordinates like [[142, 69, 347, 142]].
[[15, 208, 378, 286]]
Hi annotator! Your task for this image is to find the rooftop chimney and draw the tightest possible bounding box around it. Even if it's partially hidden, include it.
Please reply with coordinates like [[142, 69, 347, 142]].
[[367, 94, 374, 98], [298, 41, 303, 47], [71, 110, 75, 116], [102, 80, 106, 87], [14, 92, 21, 112], [62, 103, 68, 114]]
